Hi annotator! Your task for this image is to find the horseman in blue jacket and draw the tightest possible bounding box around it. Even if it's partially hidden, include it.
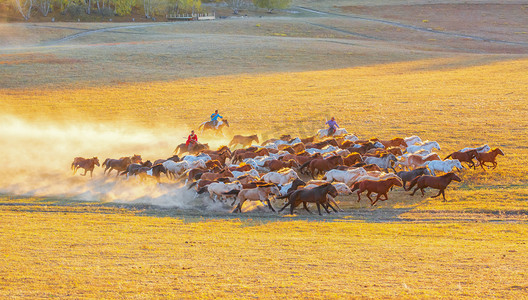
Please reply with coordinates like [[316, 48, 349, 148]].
[[210, 110, 223, 129]]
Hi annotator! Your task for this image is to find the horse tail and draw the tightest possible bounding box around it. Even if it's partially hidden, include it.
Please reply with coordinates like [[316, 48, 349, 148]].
[[222, 189, 240, 195], [444, 153, 453, 160], [71, 162, 75, 170], [102, 158, 110, 168], [276, 190, 295, 199], [198, 122, 206, 131], [407, 176, 421, 191]]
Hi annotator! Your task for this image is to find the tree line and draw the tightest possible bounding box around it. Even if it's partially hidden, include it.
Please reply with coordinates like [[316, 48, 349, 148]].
[[4, 0, 290, 20]]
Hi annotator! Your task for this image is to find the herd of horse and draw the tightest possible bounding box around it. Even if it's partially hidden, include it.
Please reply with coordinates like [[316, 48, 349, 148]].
[[71, 128, 504, 215]]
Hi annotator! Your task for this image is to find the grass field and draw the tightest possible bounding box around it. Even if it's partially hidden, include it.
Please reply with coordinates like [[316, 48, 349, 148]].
[[1, 1, 528, 297]]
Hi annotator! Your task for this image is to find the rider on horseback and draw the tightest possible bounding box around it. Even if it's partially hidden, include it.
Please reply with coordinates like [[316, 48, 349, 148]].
[[326, 117, 339, 136], [186, 130, 198, 151], [210, 110, 223, 129]]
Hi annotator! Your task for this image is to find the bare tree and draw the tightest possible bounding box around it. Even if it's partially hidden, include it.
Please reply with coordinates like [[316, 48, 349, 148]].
[[12, 0, 33, 20], [36, 0, 50, 16], [226, 0, 246, 14]]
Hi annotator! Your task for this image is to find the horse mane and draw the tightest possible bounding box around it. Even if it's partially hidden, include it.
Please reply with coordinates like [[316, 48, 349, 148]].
[[277, 167, 292, 173]]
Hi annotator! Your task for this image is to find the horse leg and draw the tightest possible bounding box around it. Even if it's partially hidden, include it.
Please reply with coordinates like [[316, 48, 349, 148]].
[[321, 201, 331, 214], [371, 195, 381, 206], [302, 202, 312, 214], [431, 189, 443, 198], [232, 200, 244, 213], [81, 168, 88, 176], [410, 187, 419, 196], [316, 202, 323, 215], [356, 190, 362, 203], [278, 201, 290, 213], [420, 188, 426, 196], [328, 195, 343, 212], [402, 181, 408, 191], [441, 189, 447, 202], [266, 199, 276, 212], [478, 160, 487, 171], [366, 191, 375, 205]]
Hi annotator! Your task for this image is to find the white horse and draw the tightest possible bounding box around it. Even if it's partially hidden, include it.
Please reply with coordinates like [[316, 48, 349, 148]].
[[207, 181, 243, 202], [322, 168, 367, 186], [163, 160, 191, 179], [406, 141, 441, 154], [344, 134, 359, 142], [231, 169, 260, 179], [305, 145, 340, 155], [459, 144, 490, 153], [183, 153, 211, 164], [261, 169, 299, 185], [317, 128, 348, 138], [404, 135, 422, 147], [425, 159, 463, 176], [364, 154, 398, 171], [354, 172, 401, 183]]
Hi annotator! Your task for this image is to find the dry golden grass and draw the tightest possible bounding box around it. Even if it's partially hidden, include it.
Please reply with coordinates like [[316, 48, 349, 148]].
[[1, 202, 528, 298], [1, 53, 528, 297]]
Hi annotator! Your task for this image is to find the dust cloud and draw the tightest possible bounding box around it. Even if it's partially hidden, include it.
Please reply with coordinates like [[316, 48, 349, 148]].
[[0, 114, 231, 211]]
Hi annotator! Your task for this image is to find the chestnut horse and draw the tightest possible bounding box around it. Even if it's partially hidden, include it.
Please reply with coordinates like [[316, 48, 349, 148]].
[[264, 159, 300, 172], [173, 142, 209, 156], [229, 134, 259, 149], [475, 148, 504, 170], [351, 177, 403, 206], [445, 149, 477, 169], [408, 172, 462, 201], [378, 137, 408, 149], [71, 157, 100, 178], [278, 183, 339, 215], [303, 155, 344, 179], [102, 156, 135, 177], [198, 119, 230, 135]]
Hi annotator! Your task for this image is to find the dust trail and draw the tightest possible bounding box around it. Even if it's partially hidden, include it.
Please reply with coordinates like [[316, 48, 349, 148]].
[[0, 115, 230, 211]]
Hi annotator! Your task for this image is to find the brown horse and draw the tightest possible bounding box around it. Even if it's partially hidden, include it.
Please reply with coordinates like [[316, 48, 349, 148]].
[[302, 155, 344, 179], [153, 155, 180, 166], [208, 151, 231, 166], [71, 157, 100, 178], [351, 177, 403, 206], [278, 183, 339, 215], [200, 168, 234, 182], [264, 159, 300, 172], [102, 156, 133, 177], [408, 172, 462, 201], [198, 119, 230, 135], [228, 163, 253, 172], [229, 134, 259, 148], [343, 153, 363, 166], [378, 137, 408, 149], [174, 142, 209, 156], [475, 148, 504, 170], [396, 167, 430, 190], [445, 149, 478, 169], [406, 153, 441, 169]]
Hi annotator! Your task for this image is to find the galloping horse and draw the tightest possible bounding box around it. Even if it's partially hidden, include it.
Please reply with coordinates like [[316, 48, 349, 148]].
[[302, 155, 344, 179], [396, 167, 430, 190], [278, 183, 339, 215], [173, 142, 209, 156], [408, 172, 462, 201], [102, 156, 136, 177], [198, 119, 230, 135], [351, 177, 403, 206], [71, 157, 100, 178], [230, 184, 280, 213], [229, 134, 259, 149], [445, 149, 478, 169], [475, 148, 504, 170]]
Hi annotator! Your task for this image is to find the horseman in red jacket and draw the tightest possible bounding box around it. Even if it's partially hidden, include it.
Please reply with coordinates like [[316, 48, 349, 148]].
[[186, 130, 198, 151]]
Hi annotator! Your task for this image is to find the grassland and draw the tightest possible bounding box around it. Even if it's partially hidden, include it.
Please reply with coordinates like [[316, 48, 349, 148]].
[[1, 1, 528, 297]]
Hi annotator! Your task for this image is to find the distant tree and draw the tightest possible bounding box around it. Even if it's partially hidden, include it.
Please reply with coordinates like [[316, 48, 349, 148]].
[[226, 0, 247, 14], [36, 0, 51, 15], [143, 0, 165, 18], [167, 0, 199, 14], [11, 0, 33, 20], [252, 0, 289, 13], [112, 0, 133, 15]]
